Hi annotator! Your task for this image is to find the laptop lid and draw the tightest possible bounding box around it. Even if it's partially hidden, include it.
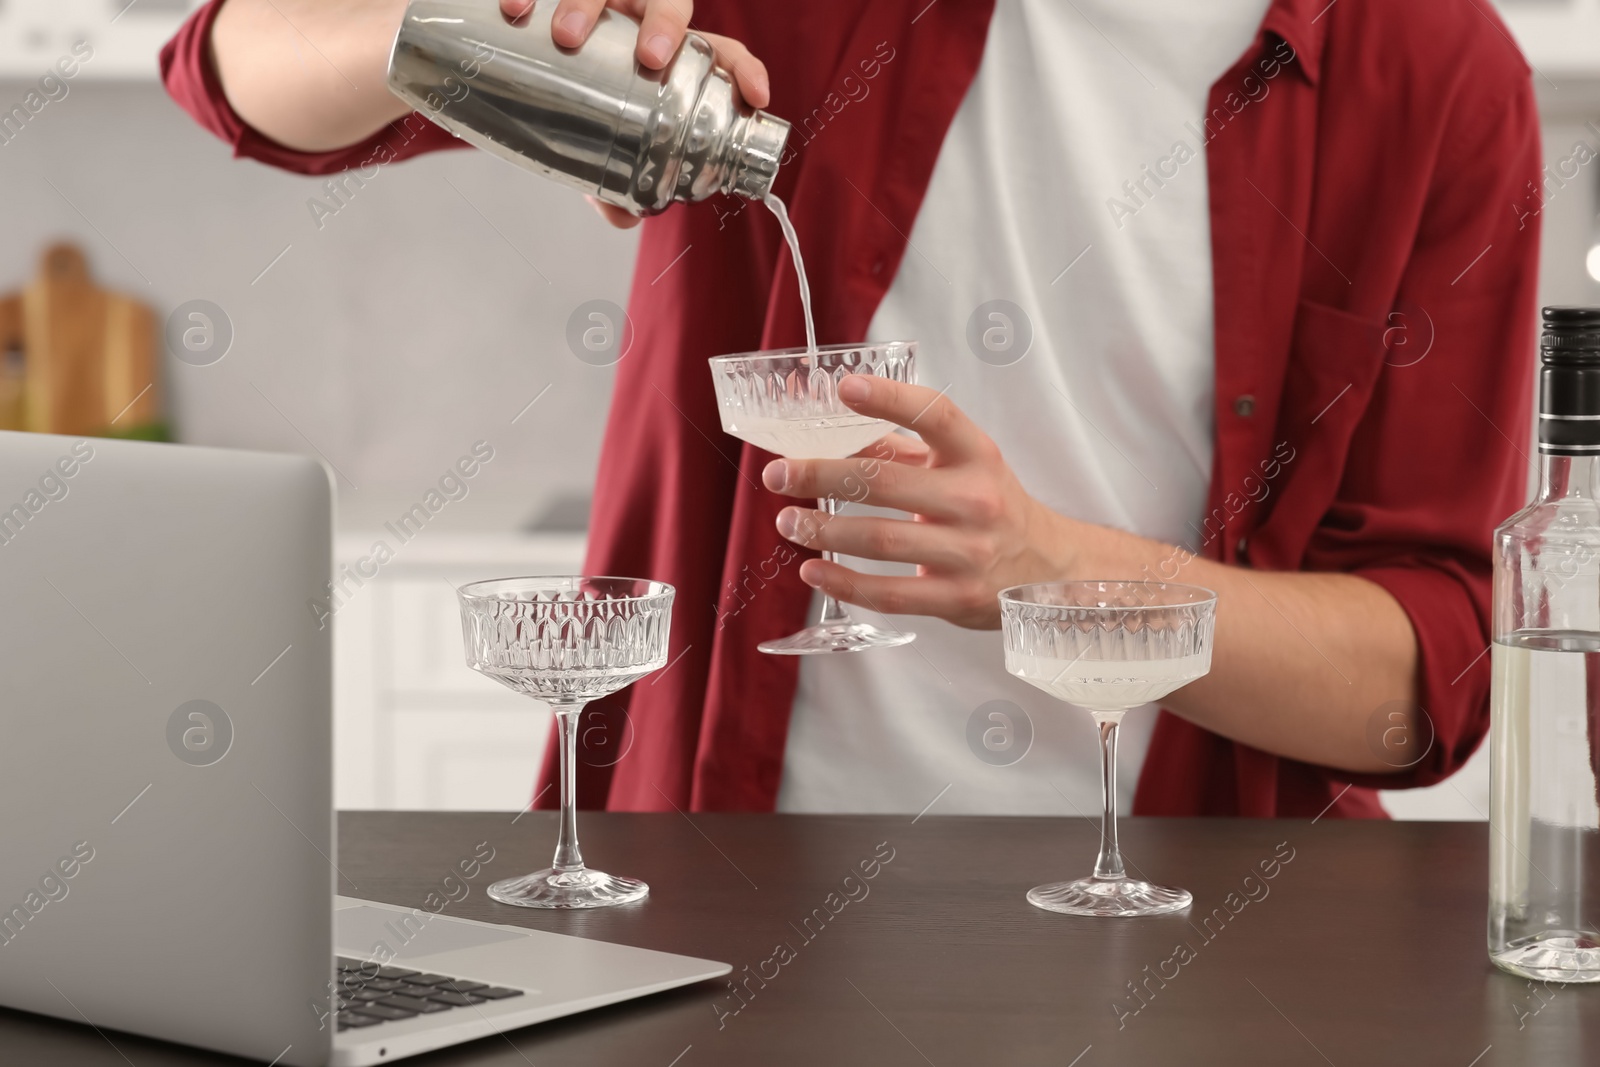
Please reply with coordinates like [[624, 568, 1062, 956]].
[[0, 431, 335, 1066]]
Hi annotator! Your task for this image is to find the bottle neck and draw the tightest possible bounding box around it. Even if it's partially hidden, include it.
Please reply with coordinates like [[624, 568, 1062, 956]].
[[1536, 453, 1600, 503]]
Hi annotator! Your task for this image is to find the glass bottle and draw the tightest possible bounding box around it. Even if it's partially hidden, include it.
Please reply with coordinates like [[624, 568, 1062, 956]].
[[1489, 305, 1600, 982]]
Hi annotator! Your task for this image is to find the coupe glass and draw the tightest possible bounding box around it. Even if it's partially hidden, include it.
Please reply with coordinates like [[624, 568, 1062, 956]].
[[708, 341, 917, 654], [457, 576, 673, 908], [1000, 580, 1216, 916]]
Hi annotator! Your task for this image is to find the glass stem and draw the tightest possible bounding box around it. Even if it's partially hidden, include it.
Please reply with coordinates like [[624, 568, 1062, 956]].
[[550, 702, 586, 874], [1092, 711, 1126, 881], [814, 495, 850, 628]]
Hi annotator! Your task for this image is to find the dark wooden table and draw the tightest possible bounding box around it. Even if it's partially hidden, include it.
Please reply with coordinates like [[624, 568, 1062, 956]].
[[2, 813, 1595, 1065]]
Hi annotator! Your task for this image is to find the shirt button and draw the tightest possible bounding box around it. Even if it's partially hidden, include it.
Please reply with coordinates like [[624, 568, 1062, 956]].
[[1233, 394, 1255, 417], [870, 258, 885, 276], [1237, 536, 1250, 559]]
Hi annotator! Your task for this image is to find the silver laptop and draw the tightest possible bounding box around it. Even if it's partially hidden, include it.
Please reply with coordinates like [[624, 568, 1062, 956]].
[[0, 431, 727, 1066]]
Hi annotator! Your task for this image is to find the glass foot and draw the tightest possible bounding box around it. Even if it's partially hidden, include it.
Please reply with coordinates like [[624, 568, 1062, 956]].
[[1027, 877, 1191, 917], [758, 621, 915, 655], [488, 868, 648, 909], [1491, 936, 1600, 983]]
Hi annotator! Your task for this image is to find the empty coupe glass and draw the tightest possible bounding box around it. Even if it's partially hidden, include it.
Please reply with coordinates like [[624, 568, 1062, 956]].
[[458, 576, 673, 908], [709, 341, 917, 654], [1000, 580, 1216, 916]]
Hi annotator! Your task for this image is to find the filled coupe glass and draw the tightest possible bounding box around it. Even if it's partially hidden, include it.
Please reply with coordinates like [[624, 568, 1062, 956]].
[[1000, 580, 1216, 916], [457, 576, 673, 908], [709, 341, 918, 655]]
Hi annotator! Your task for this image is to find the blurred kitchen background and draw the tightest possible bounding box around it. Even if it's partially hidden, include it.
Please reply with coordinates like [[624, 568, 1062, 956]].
[[2, 0, 1597, 816]]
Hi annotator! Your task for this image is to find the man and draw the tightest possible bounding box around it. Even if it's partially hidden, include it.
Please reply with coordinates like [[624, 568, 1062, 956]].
[[163, 0, 1540, 818]]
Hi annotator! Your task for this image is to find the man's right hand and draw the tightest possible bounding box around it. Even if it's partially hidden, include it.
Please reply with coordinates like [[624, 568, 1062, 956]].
[[501, 0, 771, 230], [211, 0, 767, 228]]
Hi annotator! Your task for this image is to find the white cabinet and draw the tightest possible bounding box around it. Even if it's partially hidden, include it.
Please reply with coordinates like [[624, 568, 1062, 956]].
[[326, 528, 1492, 818], [332, 532, 585, 811], [2, 0, 1600, 83], [0, 0, 203, 80]]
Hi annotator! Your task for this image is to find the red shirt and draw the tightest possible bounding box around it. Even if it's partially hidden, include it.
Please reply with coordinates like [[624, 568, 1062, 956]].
[[163, 0, 1541, 818]]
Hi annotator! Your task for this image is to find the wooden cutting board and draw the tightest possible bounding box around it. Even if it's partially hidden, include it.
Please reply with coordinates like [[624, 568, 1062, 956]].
[[0, 242, 160, 437], [0, 296, 22, 431]]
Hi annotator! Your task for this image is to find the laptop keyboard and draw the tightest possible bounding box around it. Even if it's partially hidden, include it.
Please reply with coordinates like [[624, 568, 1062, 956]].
[[335, 956, 524, 1031]]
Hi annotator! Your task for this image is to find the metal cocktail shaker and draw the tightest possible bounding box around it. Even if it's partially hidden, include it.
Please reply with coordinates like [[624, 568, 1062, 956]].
[[387, 0, 791, 215]]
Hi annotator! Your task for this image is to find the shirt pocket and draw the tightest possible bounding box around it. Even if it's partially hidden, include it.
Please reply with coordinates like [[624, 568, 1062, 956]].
[[1257, 298, 1387, 565]]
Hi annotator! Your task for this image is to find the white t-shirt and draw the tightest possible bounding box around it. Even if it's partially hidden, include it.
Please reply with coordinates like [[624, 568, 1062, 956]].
[[777, 0, 1271, 815]]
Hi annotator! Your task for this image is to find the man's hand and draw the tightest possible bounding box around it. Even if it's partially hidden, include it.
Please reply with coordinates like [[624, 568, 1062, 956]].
[[212, 0, 765, 221], [501, 0, 770, 230], [758, 372, 1423, 774], [762, 375, 1082, 629]]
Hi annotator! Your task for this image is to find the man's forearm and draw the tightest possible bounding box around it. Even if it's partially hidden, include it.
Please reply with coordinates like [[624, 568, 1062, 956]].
[[1076, 523, 1419, 775], [210, 0, 411, 152]]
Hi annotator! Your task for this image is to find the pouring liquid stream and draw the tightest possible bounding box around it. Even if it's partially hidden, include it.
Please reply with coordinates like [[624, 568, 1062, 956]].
[[763, 193, 818, 356]]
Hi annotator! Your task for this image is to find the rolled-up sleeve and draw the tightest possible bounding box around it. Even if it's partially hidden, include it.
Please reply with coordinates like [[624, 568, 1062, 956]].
[[159, 0, 463, 175], [1311, 71, 1542, 791]]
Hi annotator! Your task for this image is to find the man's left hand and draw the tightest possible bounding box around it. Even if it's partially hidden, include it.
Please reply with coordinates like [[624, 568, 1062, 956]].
[[762, 375, 1091, 629]]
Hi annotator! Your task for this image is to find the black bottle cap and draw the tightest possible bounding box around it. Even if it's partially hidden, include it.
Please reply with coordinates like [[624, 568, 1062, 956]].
[[1542, 306, 1600, 363], [1540, 307, 1600, 454]]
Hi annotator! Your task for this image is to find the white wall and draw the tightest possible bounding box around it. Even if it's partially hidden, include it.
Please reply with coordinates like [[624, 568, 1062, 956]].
[[0, 79, 640, 534]]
